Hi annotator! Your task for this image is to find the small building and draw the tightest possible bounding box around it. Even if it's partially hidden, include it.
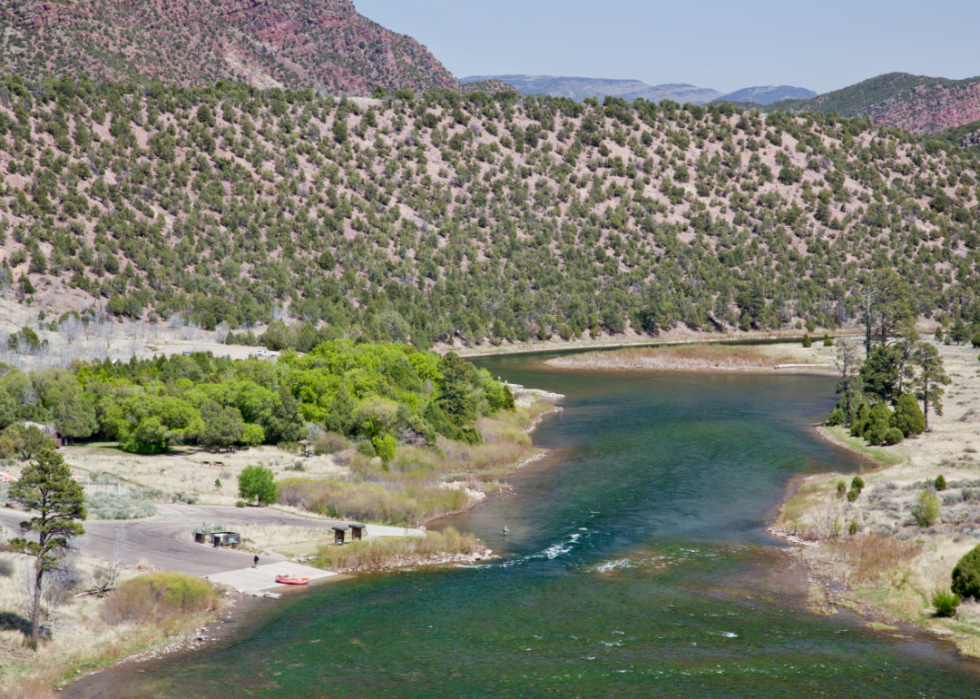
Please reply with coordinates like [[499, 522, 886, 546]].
[[332, 526, 348, 545], [210, 531, 241, 549], [21, 422, 63, 448], [350, 524, 367, 541]]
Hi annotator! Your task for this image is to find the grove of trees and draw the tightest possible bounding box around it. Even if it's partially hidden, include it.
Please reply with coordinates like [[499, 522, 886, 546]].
[[0, 341, 515, 461]]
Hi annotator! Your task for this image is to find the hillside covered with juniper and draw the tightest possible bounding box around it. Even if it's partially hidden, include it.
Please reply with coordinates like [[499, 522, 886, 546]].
[[1, 76, 980, 347]]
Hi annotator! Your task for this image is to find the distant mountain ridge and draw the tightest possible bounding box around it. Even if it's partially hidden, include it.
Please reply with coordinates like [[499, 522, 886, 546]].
[[462, 75, 818, 107], [0, 0, 459, 95], [761, 72, 980, 135], [461, 75, 723, 104], [713, 85, 817, 105]]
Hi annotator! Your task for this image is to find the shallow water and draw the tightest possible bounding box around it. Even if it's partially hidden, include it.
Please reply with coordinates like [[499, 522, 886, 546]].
[[71, 354, 980, 698]]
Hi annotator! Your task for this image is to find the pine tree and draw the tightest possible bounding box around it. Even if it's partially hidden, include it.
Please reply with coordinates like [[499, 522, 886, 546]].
[[912, 343, 950, 428], [9, 448, 86, 646], [437, 352, 476, 425]]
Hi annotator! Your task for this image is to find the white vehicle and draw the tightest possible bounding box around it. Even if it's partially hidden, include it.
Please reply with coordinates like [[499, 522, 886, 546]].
[[255, 349, 279, 359]]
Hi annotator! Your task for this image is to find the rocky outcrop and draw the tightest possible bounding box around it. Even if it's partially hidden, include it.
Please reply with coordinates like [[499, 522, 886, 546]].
[[0, 0, 459, 95], [863, 80, 980, 135], [772, 72, 980, 136]]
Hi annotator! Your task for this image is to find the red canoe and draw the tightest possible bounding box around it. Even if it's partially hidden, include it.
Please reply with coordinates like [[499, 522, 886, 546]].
[[275, 575, 309, 585]]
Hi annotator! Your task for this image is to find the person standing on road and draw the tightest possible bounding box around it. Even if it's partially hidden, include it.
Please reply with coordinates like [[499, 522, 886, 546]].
[[253, 554, 259, 568]]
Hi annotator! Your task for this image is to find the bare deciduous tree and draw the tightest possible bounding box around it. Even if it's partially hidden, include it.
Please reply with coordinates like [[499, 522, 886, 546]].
[[59, 315, 82, 345], [100, 320, 116, 353]]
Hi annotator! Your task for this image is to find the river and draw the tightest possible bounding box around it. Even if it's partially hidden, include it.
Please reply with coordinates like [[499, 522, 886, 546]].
[[69, 351, 980, 697]]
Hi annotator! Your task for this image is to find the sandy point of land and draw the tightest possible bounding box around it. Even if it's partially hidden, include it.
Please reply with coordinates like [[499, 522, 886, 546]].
[[545, 337, 843, 373], [772, 341, 980, 658]]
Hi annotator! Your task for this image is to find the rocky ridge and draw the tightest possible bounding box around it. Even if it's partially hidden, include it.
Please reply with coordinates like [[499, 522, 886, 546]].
[[0, 0, 459, 95], [768, 73, 980, 136]]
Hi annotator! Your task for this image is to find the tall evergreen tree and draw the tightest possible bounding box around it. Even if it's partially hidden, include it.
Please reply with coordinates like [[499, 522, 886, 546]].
[[9, 447, 87, 646], [437, 352, 476, 425], [912, 343, 950, 428]]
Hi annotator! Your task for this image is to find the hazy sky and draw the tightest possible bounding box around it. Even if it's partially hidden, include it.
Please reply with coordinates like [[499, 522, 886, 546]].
[[354, 0, 980, 95]]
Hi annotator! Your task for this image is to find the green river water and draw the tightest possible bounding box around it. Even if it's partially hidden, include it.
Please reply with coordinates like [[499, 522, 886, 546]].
[[69, 352, 980, 698]]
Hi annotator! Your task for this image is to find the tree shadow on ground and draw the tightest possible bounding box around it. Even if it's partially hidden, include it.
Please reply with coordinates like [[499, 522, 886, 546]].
[[0, 611, 31, 636]]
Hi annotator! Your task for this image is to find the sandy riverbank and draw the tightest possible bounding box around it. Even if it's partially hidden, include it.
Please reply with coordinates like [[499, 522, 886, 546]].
[[543, 338, 841, 373], [453, 327, 856, 359], [770, 342, 980, 658]]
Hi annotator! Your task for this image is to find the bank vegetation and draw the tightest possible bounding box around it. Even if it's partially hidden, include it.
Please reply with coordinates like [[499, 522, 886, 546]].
[[311, 527, 487, 573]]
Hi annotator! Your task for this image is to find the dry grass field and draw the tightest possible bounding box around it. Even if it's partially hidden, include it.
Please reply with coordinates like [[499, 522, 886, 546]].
[[1, 444, 349, 508]]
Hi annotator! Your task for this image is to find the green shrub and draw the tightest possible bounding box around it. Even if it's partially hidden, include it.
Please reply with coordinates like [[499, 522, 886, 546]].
[[892, 394, 926, 437], [911, 490, 940, 527], [850, 420, 866, 438], [86, 493, 157, 519], [313, 431, 349, 455], [866, 403, 893, 444], [356, 440, 377, 458], [931, 589, 961, 617], [848, 520, 858, 536], [856, 403, 869, 423], [868, 402, 892, 423], [801, 333, 811, 348], [935, 474, 947, 491], [235, 500, 246, 508], [846, 488, 859, 502], [823, 335, 833, 347], [952, 545, 980, 600], [867, 420, 890, 445], [972, 333, 980, 349], [851, 476, 865, 491], [372, 434, 397, 463], [836, 480, 847, 498], [237, 464, 276, 505], [103, 572, 218, 625], [884, 427, 904, 445], [827, 408, 845, 426], [239, 423, 265, 447]]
